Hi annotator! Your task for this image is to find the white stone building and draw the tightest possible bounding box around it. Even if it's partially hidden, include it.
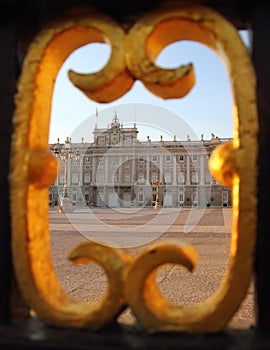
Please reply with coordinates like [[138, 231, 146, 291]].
[[49, 113, 232, 208]]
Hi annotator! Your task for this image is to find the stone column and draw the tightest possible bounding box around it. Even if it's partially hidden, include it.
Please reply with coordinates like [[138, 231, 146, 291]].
[[159, 153, 163, 181], [104, 155, 109, 184], [200, 154, 205, 185], [92, 156, 96, 184], [67, 159, 71, 187], [79, 158, 83, 186], [186, 154, 190, 185], [146, 155, 150, 183], [131, 156, 135, 183], [173, 154, 177, 185], [118, 155, 123, 183]]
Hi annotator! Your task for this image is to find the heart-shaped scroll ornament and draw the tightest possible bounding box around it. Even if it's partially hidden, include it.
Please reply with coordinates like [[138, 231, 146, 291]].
[[10, 4, 257, 333]]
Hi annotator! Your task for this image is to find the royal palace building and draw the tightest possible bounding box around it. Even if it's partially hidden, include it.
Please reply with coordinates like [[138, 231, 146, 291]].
[[49, 112, 232, 209]]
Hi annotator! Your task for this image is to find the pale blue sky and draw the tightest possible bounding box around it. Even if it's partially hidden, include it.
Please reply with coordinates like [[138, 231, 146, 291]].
[[49, 30, 250, 144]]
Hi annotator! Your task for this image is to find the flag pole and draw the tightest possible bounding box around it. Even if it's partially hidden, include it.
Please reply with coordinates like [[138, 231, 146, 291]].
[[95, 107, 98, 129]]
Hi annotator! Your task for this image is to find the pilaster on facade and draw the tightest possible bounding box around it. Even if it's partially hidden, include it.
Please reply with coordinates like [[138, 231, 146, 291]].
[[172, 154, 177, 185], [200, 153, 205, 185], [186, 155, 191, 185]]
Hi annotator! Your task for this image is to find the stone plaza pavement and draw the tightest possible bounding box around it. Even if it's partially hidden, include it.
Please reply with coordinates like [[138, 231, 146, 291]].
[[49, 207, 255, 329]]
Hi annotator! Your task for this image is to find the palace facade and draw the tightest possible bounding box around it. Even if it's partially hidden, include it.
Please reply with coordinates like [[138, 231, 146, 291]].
[[49, 113, 232, 208]]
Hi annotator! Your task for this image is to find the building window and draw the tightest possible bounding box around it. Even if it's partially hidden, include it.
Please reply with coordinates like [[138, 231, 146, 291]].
[[192, 192, 198, 203], [165, 155, 171, 162], [125, 175, 130, 183], [138, 174, 145, 184], [138, 193, 143, 202], [179, 193, 184, 202], [192, 155, 198, 161], [84, 156, 90, 163], [178, 172, 185, 184], [152, 155, 157, 161], [83, 174, 90, 184], [191, 173, 198, 184], [152, 175, 157, 183], [223, 192, 228, 203], [139, 155, 144, 162], [179, 155, 184, 162]]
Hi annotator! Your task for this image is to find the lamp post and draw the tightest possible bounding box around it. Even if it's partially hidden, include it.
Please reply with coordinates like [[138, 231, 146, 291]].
[[53, 137, 80, 212], [152, 178, 162, 209]]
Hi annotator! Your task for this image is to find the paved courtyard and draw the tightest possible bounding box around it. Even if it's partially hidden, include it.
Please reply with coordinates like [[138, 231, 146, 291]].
[[49, 207, 255, 329]]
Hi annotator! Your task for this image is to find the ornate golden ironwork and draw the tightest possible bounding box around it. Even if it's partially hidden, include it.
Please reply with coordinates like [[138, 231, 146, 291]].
[[9, 4, 257, 333]]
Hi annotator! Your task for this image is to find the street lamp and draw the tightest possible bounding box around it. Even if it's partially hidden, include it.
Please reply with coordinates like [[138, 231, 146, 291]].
[[53, 137, 80, 212], [152, 178, 162, 209]]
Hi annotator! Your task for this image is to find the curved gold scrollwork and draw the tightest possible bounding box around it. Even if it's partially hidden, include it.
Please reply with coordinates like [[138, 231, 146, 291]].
[[67, 14, 135, 103], [10, 4, 257, 333], [124, 240, 199, 332], [125, 10, 196, 98]]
